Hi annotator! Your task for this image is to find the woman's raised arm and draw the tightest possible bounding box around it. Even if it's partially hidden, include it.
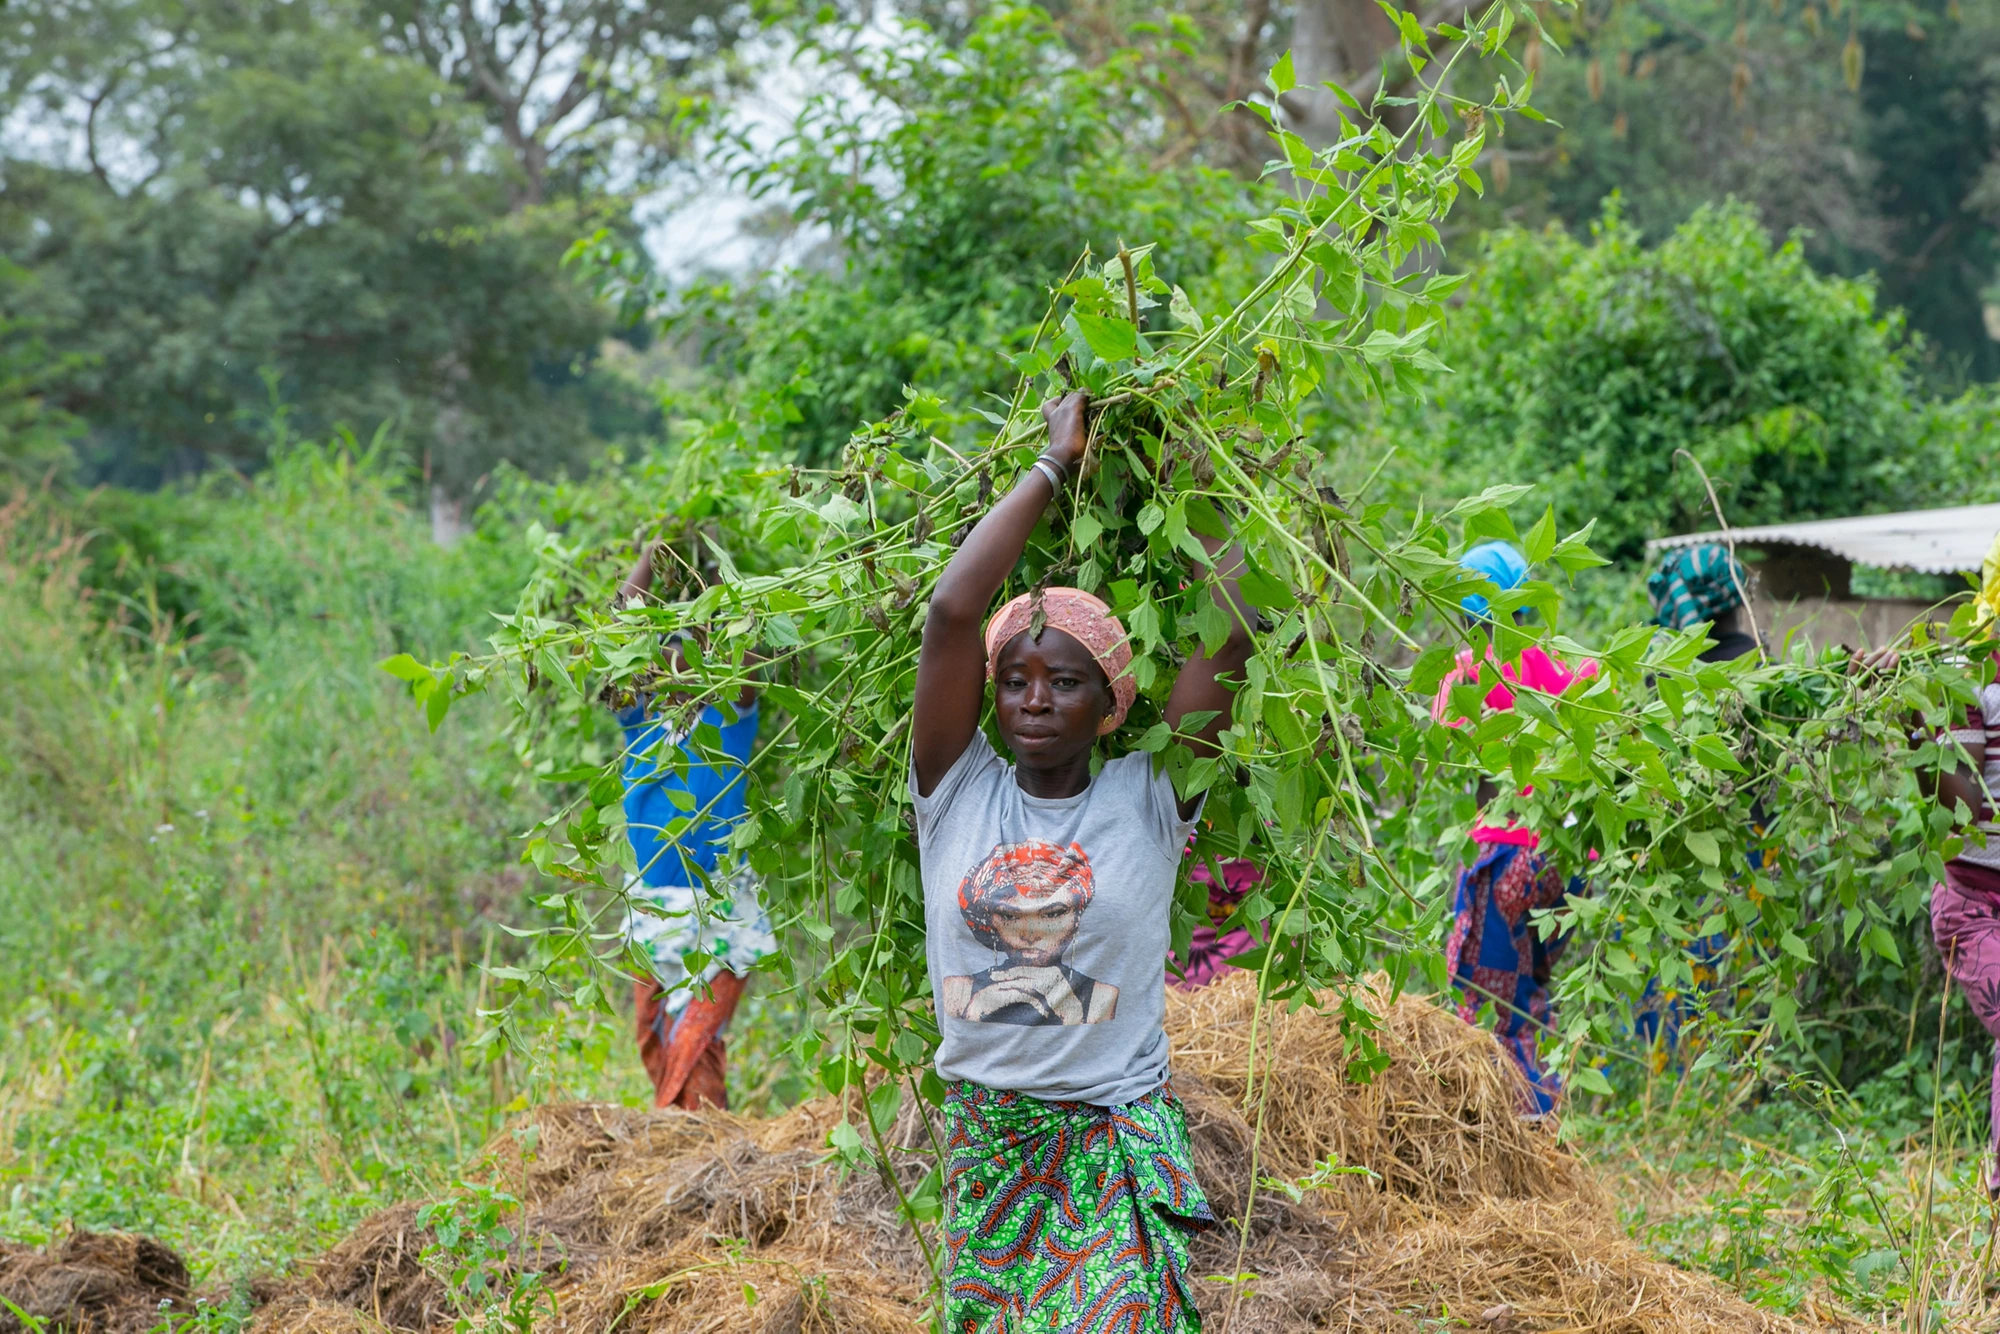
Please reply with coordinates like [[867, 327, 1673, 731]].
[[913, 392, 1089, 796]]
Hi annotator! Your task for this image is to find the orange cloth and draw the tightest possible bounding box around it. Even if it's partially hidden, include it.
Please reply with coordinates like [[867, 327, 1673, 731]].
[[634, 971, 745, 1110]]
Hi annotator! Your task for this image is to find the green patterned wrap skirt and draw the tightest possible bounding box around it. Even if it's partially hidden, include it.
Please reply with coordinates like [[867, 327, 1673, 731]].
[[942, 1080, 1214, 1333]]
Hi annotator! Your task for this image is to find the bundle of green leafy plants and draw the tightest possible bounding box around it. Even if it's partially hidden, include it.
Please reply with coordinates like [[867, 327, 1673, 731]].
[[396, 0, 1988, 1276]]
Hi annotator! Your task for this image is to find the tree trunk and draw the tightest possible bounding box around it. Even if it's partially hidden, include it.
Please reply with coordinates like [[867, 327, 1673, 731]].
[[430, 485, 470, 548], [1288, 0, 1403, 143]]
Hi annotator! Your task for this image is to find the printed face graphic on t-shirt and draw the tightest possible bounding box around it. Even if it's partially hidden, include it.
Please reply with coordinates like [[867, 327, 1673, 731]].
[[941, 839, 1118, 1027]]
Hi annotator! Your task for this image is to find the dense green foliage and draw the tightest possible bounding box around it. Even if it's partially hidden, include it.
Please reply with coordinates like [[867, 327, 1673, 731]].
[[1412, 200, 1934, 560], [0, 440, 592, 1288], [0, 0, 669, 490], [1453, 0, 2000, 385], [595, 8, 1272, 464]]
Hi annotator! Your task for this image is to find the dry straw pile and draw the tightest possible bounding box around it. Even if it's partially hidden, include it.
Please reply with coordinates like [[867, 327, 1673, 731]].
[[0, 1230, 191, 1334], [252, 974, 1809, 1333], [2, 976, 1817, 1334]]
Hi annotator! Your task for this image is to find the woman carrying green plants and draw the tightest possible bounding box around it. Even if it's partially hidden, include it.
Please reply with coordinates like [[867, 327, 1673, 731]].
[[1434, 541, 1598, 1116], [612, 543, 777, 1111], [911, 391, 1254, 1332], [1929, 532, 2000, 1195]]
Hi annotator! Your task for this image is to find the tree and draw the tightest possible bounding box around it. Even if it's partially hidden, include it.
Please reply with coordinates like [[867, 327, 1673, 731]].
[[0, 0, 633, 503], [1851, 7, 2000, 384], [1435, 0, 2000, 384], [369, 0, 750, 208], [0, 263, 85, 483], [1415, 199, 1927, 560], [632, 6, 1272, 464]]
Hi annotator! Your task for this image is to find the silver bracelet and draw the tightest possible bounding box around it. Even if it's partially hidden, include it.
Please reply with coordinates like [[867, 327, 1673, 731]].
[[1029, 458, 1064, 491]]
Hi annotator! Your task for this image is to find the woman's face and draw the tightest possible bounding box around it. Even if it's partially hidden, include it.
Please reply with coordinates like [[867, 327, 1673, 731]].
[[992, 627, 1111, 767], [990, 894, 1081, 966]]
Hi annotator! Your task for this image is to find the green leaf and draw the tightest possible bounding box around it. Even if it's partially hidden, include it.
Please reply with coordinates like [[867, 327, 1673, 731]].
[[1170, 286, 1205, 333], [1072, 511, 1105, 549], [1684, 830, 1720, 867], [1570, 1064, 1615, 1097], [1521, 506, 1557, 565], [1197, 596, 1233, 656], [1463, 505, 1517, 544], [425, 686, 452, 733], [1237, 555, 1298, 613], [1268, 49, 1296, 95], [1073, 313, 1138, 362], [1184, 495, 1229, 540], [867, 1078, 902, 1130], [1551, 521, 1610, 573], [1410, 642, 1459, 695], [828, 1119, 865, 1159], [1780, 930, 1813, 962], [1445, 483, 1535, 519], [1689, 734, 1746, 773], [379, 653, 432, 683], [1768, 994, 1801, 1041]]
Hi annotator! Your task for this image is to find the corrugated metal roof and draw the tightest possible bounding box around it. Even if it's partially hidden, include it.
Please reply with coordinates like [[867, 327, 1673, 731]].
[[1646, 503, 2000, 575]]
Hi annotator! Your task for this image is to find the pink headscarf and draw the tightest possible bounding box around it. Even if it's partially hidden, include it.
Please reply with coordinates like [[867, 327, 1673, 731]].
[[1431, 644, 1600, 850], [983, 587, 1137, 735], [1429, 645, 1598, 726]]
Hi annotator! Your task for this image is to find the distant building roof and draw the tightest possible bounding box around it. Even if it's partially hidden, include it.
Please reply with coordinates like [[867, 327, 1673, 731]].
[[1646, 503, 2000, 576]]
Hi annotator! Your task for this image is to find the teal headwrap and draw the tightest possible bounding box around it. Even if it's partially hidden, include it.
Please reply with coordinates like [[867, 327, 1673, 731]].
[[1648, 543, 1748, 631]]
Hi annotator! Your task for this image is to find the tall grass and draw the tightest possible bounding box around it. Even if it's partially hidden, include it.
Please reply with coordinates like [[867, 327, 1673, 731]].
[[0, 437, 643, 1299]]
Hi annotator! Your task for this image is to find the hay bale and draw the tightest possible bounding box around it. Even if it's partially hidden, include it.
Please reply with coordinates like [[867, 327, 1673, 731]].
[[289, 1202, 449, 1333], [1339, 1195, 1800, 1333], [1165, 971, 1595, 1216], [0, 1230, 191, 1334], [252, 978, 1806, 1334]]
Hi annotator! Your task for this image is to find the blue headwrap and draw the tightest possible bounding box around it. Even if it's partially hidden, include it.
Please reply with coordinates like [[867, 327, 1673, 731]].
[[1459, 540, 1528, 619]]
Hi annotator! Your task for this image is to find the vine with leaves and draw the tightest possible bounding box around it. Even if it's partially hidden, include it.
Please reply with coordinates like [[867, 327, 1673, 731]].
[[386, 0, 1989, 1297]]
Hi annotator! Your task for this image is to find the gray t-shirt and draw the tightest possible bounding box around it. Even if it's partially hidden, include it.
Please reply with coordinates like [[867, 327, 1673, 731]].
[[911, 730, 1199, 1107]]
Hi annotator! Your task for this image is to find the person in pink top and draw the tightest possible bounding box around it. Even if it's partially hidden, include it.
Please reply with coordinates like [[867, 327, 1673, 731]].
[[1929, 532, 2000, 1194], [1433, 541, 1598, 1115]]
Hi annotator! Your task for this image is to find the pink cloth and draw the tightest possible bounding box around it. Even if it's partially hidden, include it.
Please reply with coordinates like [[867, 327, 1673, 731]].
[[1169, 857, 1260, 990], [1931, 859, 2000, 1193], [1430, 645, 1599, 726], [984, 587, 1137, 735], [1434, 645, 1600, 852], [1471, 825, 1542, 848]]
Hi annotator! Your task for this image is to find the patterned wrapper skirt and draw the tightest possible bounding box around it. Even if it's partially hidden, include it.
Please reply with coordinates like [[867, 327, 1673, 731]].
[[942, 1080, 1214, 1333], [1445, 841, 1581, 1115]]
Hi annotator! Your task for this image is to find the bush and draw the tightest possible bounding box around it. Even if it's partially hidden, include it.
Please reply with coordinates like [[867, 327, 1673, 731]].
[[654, 6, 1271, 463], [1417, 198, 1931, 560]]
